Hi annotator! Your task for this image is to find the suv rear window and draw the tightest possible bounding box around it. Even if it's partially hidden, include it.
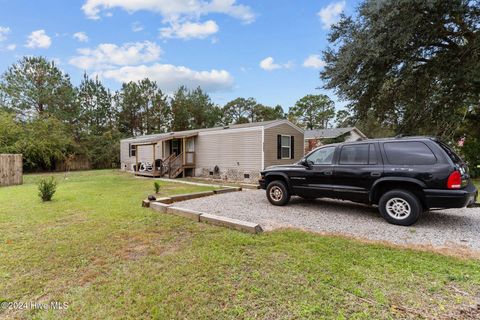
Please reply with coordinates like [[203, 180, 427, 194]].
[[437, 141, 463, 164], [384, 141, 436, 165]]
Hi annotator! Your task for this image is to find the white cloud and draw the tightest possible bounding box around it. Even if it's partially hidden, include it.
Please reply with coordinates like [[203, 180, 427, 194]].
[[73, 31, 89, 42], [318, 1, 346, 29], [70, 38, 234, 92], [259, 57, 294, 71], [98, 63, 234, 92], [303, 54, 326, 69], [81, 0, 255, 23], [6, 44, 16, 51], [69, 41, 162, 70], [160, 20, 219, 39], [25, 30, 52, 49], [260, 57, 281, 71], [132, 21, 144, 32], [0, 26, 10, 41]]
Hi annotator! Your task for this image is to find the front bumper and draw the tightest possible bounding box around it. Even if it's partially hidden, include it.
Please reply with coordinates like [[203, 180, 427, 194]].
[[259, 178, 266, 190], [424, 182, 478, 209]]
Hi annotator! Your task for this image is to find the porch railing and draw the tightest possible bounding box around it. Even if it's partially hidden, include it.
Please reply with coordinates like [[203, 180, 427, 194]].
[[157, 153, 175, 176], [168, 152, 184, 178]]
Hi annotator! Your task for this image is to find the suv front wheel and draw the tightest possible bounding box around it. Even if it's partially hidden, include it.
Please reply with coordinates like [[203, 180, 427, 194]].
[[378, 189, 422, 226], [266, 180, 290, 206]]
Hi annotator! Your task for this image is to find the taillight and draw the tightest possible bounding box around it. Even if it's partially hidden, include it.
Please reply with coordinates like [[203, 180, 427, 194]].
[[447, 171, 462, 189]]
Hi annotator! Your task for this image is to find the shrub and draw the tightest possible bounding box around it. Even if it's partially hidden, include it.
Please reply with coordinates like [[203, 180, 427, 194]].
[[462, 139, 480, 178], [38, 177, 57, 202], [154, 181, 161, 193]]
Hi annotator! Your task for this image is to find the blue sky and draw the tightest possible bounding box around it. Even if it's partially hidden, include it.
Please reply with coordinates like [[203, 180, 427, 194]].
[[0, 0, 358, 111]]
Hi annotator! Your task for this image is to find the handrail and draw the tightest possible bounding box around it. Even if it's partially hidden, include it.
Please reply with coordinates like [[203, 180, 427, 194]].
[[163, 153, 175, 165], [168, 152, 184, 178], [157, 153, 174, 175]]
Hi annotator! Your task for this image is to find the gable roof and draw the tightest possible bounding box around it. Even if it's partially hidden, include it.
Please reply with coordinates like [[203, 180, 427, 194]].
[[305, 127, 367, 140], [121, 119, 302, 144]]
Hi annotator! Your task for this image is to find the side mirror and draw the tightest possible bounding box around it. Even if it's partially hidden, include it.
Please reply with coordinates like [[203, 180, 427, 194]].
[[299, 159, 312, 168]]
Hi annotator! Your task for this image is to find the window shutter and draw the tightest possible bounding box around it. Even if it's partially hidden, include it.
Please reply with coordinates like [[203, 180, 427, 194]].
[[290, 136, 295, 159], [129, 144, 131, 157], [277, 135, 281, 159]]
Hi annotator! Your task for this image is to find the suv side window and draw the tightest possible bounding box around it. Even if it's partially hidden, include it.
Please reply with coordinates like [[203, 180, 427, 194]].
[[339, 144, 369, 165], [306, 147, 335, 165], [384, 141, 436, 165]]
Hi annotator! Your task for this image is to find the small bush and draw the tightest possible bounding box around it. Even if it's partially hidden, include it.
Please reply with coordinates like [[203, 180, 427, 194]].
[[38, 177, 57, 202], [154, 181, 161, 193]]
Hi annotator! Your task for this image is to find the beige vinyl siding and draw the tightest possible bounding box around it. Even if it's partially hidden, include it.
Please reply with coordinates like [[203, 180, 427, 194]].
[[120, 141, 163, 171], [120, 141, 134, 170], [264, 123, 304, 168], [195, 129, 263, 171]]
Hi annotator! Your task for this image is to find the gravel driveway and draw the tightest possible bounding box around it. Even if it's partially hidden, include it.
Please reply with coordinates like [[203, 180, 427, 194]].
[[176, 189, 480, 253]]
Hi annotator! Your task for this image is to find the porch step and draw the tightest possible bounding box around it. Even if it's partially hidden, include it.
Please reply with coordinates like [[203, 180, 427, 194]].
[[169, 167, 185, 178]]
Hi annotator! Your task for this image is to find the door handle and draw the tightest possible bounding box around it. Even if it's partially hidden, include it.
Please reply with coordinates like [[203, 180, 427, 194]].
[[370, 172, 381, 177], [324, 170, 333, 176]]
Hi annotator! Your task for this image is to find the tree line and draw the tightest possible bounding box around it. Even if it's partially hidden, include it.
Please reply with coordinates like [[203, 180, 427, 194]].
[[0, 57, 339, 171]]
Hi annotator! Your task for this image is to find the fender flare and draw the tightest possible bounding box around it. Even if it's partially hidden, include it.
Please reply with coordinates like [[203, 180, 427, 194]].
[[264, 172, 292, 192], [369, 177, 427, 203]]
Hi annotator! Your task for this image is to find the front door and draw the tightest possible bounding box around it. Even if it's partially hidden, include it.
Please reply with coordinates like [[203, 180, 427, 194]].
[[170, 139, 182, 156], [295, 146, 337, 198]]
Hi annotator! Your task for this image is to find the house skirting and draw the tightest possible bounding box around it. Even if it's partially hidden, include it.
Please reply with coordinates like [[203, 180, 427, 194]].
[[197, 167, 260, 183]]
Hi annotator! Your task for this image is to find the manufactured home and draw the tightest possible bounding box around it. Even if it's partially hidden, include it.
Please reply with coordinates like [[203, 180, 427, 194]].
[[120, 120, 304, 183], [304, 127, 367, 153]]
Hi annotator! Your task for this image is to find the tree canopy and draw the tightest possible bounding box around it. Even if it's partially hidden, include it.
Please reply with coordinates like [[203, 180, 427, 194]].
[[288, 94, 335, 130], [0, 56, 76, 120], [321, 0, 480, 139]]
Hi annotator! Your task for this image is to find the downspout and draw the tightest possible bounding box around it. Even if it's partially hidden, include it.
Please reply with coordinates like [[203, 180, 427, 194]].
[[261, 127, 265, 170]]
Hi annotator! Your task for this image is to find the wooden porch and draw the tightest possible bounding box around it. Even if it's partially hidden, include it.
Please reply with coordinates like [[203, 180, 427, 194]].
[[133, 134, 196, 179]]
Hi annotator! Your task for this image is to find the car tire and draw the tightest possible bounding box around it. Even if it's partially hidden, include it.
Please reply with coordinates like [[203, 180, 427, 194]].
[[378, 189, 422, 226], [266, 180, 290, 206]]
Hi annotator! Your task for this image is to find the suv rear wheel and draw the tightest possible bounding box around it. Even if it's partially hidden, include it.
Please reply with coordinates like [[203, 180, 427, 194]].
[[266, 180, 290, 206], [378, 189, 422, 226]]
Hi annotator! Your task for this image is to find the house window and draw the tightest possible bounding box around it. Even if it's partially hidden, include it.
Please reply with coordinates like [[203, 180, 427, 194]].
[[130, 144, 136, 157], [281, 135, 291, 159]]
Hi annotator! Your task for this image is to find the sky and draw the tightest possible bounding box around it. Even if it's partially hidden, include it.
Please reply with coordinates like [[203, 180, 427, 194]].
[[0, 0, 359, 111]]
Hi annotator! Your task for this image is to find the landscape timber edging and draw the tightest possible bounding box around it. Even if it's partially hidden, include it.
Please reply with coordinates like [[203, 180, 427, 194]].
[[200, 213, 263, 234], [150, 202, 170, 213], [145, 186, 262, 234], [166, 207, 203, 222], [169, 190, 215, 202], [143, 187, 241, 207], [213, 187, 242, 194]]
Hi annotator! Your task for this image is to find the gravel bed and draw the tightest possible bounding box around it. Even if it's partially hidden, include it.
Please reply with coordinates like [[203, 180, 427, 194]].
[[176, 189, 480, 252]]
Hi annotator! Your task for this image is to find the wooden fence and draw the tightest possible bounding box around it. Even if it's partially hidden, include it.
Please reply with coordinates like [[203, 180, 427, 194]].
[[55, 155, 91, 172], [0, 154, 23, 187]]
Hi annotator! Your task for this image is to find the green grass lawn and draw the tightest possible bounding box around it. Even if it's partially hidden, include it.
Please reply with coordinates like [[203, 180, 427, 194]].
[[1, 170, 479, 319]]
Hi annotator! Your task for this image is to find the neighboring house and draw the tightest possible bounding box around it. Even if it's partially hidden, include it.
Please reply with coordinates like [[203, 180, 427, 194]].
[[304, 127, 367, 153], [120, 120, 304, 183]]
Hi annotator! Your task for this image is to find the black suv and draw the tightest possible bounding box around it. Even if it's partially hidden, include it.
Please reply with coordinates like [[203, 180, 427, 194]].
[[259, 137, 478, 226]]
